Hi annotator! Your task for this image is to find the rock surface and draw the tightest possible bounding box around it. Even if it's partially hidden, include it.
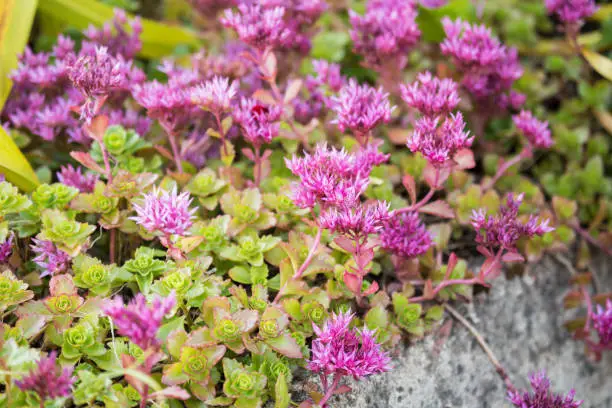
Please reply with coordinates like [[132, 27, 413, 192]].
[[292, 255, 612, 408]]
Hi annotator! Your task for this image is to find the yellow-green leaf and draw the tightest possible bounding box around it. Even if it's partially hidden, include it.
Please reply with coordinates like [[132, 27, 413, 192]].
[[37, 0, 201, 59], [0, 127, 39, 192], [582, 48, 612, 82], [0, 0, 38, 109]]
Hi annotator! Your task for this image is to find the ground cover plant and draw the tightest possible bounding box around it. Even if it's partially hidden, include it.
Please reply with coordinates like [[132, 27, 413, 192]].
[[0, 0, 610, 406]]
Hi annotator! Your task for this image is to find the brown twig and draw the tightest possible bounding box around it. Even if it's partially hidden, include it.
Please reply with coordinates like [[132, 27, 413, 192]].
[[444, 304, 515, 391]]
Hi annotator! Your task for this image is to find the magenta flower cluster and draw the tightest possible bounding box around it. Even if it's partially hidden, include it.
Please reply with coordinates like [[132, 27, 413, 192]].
[[545, 0, 598, 25], [132, 187, 196, 237], [513, 110, 554, 150], [4, 10, 146, 144], [308, 311, 391, 379], [103, 292, 176, 351], [471, 193, 554, 253], [285, 143, 387, 210], [221, 5, 290, 52], [31, 239, 72, 278], [401, 72, 472, 166], [191, 76, 238, 116], [331, 79, 394, 139], [592, 299, 612, 349], [15, 351, 76, 402], [0, 235, 13, 263], [319, 201, 390, 239], [56, 165, 99, 193], [380, 212, 432, 259], [294, 60, 346, 125], [233, 98, 282, 147], [441, 18, 524, 111], [508, 371, 583, 408], [349, 0, 420, 68], [68, 46, 132, 122]]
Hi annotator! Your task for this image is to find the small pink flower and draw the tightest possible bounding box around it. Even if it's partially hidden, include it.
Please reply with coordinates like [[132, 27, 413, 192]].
[[401, 72, 460, 117], [380, 212, 432, 258], [0, 235, 13, 263], [319, 201, 390, 238], [349, 0, 420, 68], [508, 371, 582, 408], [545, 0, 598, 25], [131, 187, 196, 237], [220, 4, 290, 51], [190, 76, 238, 116], [331, 79, 395, 136], [103, 292, 176, 350], [285, 143, 387, 209], [57, 165, 99, 193], [233, 98, 282, 147], [592, 299, 612, 348], [513, 110, 553, 149], [308, 311, 391, 379], [408, 112, 472, 166], [15, 351, 76, 402], [31, 239, 71, 278], [471, 193, 554, 252]]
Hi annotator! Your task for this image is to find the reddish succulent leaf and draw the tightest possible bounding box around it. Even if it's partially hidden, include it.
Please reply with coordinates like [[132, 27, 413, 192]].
[[84, 114, 109, 141], [284, 79, 303, 104], [423, 162, 450, 189], [593, 293, 612, 305], [402, 174, 417, 205], [343, 272, 362, 294], [70, 152, 105, 174], [502, 252, 525, 263], [563, 291, 583, 309], [570, 272, 592, 286], [480, 257, 502, 280], [362, 280, 379, 296], [453, 148, 475, 170], [154, 145, 174, 161], [241, 148, 255, 161], [419, 200, 455, 219], [252, 89, 276, 105], [149, 386, 191, 400]]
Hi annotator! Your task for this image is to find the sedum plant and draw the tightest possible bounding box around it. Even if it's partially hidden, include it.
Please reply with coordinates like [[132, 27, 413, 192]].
[[0, 0, 606, 406]]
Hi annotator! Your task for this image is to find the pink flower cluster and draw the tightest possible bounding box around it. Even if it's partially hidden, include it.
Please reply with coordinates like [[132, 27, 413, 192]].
[[31, 239, 71, 278], [15, 351, 76, 402], [349, 0, 420, 69], [221, 5, 290, 52], [103, 292, 176, 350], [513, 110, 554, 150], [132, 187, 196, 237], [319, 201, 390, 239], [401, 72, 472, 166], [285, 143, 387, 210], [471, 193, 554, 253], [441, 18, 524, 111], [331, 80, 394, 139], [3, 10, 145, 144], [56, 165, 99, 193], [592, 299, 612, 349], [190, 76, 238, 116], [308, 311, 391, 379], [380, 212, 432, 259], [545, 0, 598, 25], [0, 235, 13, 263], [508, 371, 583, 408], [233, 98, 282, 147]]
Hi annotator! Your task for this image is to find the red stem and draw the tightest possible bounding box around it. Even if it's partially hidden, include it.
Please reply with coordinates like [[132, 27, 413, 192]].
[[318, 373, 342, 408], [483, 149, 527, 191], [139, 385, 149, 408], [582, 286, 594, 332], [109, 229, 116, 264], [253, 145, 262, 186], [167, 131, 183, 173], [571, 222, 612, 256], [100, 142, 113, 183], [395, 167, 439, 215]]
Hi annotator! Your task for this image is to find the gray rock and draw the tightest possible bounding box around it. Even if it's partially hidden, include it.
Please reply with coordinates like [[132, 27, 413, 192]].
[[292, 255, 612, 408]]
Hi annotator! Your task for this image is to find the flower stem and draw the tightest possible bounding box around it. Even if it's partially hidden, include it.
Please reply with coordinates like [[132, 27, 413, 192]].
[[319, 373, 342, 408], [273, 227, 322, 303], [140, 385, 149, 408], [395, 187, 436, 214], [408, 277, 485, 302], [109, 228, 116, 264], [444, 304, 515, 391], [253, 145, 262, 186], [99, 142, 113, 183], [483, 148, 528, 191], [570, 222, 612, 257], [167, 130, 183, 173], [214, 112, 228, 157]]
